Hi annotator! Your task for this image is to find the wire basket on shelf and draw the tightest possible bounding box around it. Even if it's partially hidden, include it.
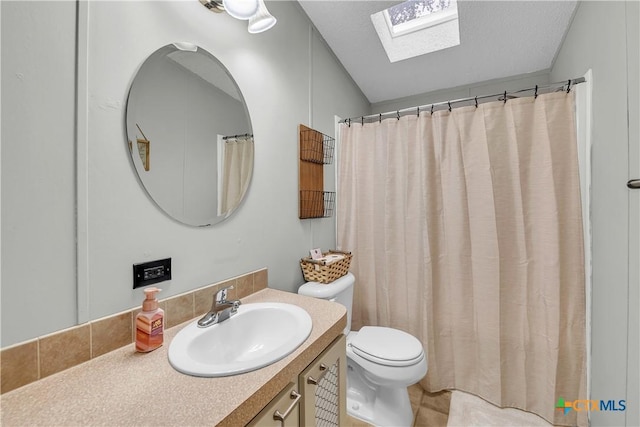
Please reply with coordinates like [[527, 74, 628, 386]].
[[299, 190, 335, 219], [300, 250, 352, 284], [300, 128, 335, 165]]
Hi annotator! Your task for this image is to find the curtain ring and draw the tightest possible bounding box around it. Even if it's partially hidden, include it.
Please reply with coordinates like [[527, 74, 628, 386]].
[[397, 111, 400, 120], [475, 96, 478, 108], [503, 91, 507, 104], [448, 101, 451, 112], [534, 85, 538, 99], [379, 113, 382, 123], [347, 118, 351, 127], [431, 105, 434, 115], [567, 79, 572, 93], [417, 107, 420, 117], [361, 116, 364, 126]]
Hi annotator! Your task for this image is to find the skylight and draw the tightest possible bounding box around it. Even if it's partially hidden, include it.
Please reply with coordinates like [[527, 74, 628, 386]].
[[371, 0, 460, 63], [388, 0, 452, 25], [386, 0, 457, 37]]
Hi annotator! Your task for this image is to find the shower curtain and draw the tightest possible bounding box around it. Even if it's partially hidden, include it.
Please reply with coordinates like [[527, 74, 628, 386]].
[[220, 136, 254, 216], [337, 92, 586, 426]]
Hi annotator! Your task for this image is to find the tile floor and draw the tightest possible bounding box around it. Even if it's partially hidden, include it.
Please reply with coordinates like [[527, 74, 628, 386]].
[[347, 384, 451, 427]]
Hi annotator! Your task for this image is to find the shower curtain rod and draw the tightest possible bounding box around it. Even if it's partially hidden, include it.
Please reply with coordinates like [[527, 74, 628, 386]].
[[222, 133, 253, 140], [339, 76, 586, 125]]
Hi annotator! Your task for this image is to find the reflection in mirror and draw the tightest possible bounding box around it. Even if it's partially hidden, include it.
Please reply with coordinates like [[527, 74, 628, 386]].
[[126, 44, 253, 226]]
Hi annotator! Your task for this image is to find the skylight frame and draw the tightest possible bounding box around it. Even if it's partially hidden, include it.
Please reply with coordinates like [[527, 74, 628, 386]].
[[383, 0, 458, 38]]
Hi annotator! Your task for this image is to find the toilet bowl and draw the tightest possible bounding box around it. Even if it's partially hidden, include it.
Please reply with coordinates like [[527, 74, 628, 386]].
[[298, 273, 427, 427]]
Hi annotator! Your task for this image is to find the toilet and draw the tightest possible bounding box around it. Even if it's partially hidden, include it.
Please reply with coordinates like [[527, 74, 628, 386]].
[[298, 273, 427, 427]]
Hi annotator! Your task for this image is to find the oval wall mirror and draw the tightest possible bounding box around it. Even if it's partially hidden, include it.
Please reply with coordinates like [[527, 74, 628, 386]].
[[126, 43, 253, 226]]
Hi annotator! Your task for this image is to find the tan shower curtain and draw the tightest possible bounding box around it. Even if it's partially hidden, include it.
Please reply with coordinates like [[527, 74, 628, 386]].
[[221, 137, 254, 216], [337, 92, 586, 426]]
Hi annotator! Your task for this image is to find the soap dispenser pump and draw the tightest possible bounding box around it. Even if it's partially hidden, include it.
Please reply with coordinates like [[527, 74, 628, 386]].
[[135, 287, 164, 352]]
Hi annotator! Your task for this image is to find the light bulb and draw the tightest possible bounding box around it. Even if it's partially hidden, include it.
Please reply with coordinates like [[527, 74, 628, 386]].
[[223, 0, 259, 20], [248, 0, 276, 33]]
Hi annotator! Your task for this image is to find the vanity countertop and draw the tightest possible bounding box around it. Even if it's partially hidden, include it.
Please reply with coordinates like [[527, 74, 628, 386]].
[[0, 288, 346, 426]]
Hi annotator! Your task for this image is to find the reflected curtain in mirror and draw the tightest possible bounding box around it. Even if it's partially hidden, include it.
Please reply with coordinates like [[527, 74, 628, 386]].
[[220, 135, 254, 216]]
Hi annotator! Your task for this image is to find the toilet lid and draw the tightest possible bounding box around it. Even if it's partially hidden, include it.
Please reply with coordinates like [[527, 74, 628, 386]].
[[350, 326, 424, 367]]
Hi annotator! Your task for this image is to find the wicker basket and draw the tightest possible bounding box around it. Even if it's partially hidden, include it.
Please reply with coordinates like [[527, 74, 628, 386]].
[[300, 250, 352, 284]]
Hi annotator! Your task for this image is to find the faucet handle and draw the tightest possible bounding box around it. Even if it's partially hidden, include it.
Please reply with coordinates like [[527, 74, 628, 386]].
[[230, 299, 241, 313], [215, 285, 234, 302]]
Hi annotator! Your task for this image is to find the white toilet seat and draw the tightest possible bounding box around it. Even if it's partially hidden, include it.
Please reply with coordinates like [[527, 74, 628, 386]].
[[347, 344, 427, 389], [349, 326, 424, 367], [346, 329, 428, 388]]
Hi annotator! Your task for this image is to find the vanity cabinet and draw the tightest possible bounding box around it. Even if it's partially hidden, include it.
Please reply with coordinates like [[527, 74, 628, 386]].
[[247, 335, 347, 427], [299, 334, 347, 426], [248, 381, 301, 427]]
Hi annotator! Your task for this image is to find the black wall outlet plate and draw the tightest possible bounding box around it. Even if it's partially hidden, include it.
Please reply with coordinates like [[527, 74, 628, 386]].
[[133, 258, 171, 289]]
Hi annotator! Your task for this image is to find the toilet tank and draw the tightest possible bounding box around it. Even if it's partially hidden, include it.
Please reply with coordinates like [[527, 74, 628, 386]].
[[298, 272, 354, 335]]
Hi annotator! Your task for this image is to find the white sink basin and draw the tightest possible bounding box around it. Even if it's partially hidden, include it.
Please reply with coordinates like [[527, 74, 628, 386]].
[[168, 302, 312, 377]]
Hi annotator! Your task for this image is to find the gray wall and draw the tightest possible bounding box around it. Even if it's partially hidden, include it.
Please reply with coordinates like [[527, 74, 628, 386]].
[[370, 71, 550, 114], [1, 1, 78, 345], [551, 2, 639, 426], [0, 1, 369, 347]]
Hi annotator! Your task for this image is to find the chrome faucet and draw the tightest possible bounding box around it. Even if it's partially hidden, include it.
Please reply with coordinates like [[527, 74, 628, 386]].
[[197, 285, 241, 328]]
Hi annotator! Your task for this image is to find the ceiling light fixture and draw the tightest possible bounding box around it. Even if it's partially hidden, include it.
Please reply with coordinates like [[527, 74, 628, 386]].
[[199, 0, 225, 13], [200, 0, 276, 33]]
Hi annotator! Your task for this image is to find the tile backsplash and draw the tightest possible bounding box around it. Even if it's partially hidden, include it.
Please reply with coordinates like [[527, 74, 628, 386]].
[[0, 268, 268, 394]]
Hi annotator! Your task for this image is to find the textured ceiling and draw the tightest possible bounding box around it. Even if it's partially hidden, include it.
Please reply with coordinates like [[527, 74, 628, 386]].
[[298, 1, 578, 103]]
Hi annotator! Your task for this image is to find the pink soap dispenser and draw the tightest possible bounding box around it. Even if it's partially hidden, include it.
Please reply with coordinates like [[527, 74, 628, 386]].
[[135, 287, 164, 352]]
